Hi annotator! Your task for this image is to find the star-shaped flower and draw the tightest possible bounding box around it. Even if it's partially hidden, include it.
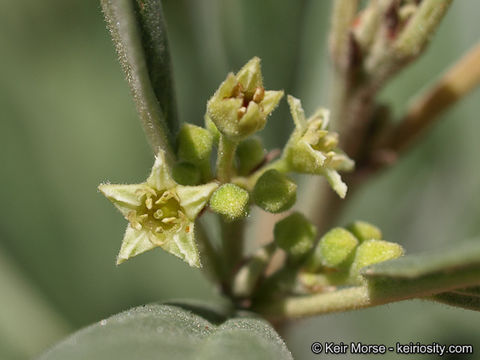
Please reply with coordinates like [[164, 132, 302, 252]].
[[98, 151, 218, 267], [207, 57, 284, 141], [283, 95, 354, 198]]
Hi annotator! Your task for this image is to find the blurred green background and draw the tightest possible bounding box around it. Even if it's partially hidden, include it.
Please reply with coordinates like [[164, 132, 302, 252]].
[[1, 0, 479, 359]]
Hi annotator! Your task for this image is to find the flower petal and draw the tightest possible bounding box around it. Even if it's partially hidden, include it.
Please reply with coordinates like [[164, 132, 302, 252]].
[[160, 222, 201, 268], [236, 57, 262, 94], [287, 95, 307, 131], [216, 73, 237, 99], [239, 101, 263, 134], [176, 182, 219, 220], [98, 183, 148, 217], [262, 90, 284, 116], [308, 107, 330, 130], [147, 150, 176, 190], [117, 224, 156, 265], [321, 168, 347, 199]]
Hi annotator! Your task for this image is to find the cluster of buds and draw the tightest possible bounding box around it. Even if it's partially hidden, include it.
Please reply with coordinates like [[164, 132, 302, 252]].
[[98, 57, 385, 272]]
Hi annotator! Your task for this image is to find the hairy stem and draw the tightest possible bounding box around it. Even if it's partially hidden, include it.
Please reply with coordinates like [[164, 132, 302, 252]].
[[196, 220, 222, 284], [216, 136, 238, 183], [389, 42, 480, 152], [329, 0, 359, 71], [220, 218, 246, 293]]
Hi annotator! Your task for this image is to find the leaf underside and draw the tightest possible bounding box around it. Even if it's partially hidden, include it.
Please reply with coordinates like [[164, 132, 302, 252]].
[[38, 303, 293, 360]]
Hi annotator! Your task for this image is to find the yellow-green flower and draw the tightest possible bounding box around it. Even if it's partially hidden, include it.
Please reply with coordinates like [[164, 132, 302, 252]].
[[99, 151, 218, 267], [206, 57, 284, 141], [283, 95, 354, 198]]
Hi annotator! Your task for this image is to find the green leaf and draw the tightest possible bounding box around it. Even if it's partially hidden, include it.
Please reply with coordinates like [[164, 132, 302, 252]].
[[101, 0, 177, 159], [362, 240, 480, 302], [430, 290, 480, 311], [134, 0, 179, 138], [38, 303, 292, 360]]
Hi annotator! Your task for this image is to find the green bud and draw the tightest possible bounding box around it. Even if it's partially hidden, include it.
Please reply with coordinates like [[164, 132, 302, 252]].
[[205, 114, 220, 145], [274, 212, 317, 262], [172, 161, 201, 186], [177, 123, 214, 163], [349, 239, 404, 283], [347, 220, 382, 242], [236, 137, 265, 176], [253, 169, 297, 213], [305, 227, 358, 272], [209, 183, 249, 221], [206, 57, 284, 141]]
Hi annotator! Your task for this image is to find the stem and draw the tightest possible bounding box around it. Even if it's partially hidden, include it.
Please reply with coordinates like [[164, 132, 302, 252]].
[[329, 0, 359, 71], [389, 42, 480, 153], [232, 242, 276, 298], [255, 267, 480, 321], [220, 218, 246, 291], [254, 286, 374, 320], [195, 220, 222, 284], [394, 0, 453, 60], [216, 136, 238, 183]]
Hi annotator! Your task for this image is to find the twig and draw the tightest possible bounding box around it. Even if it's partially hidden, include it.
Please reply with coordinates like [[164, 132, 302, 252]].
[[388, 42, 480, 153]]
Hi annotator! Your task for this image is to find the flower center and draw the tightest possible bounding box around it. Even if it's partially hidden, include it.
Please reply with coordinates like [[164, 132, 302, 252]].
[[230, 83, 265, 119], [304, 120, 339, 152], [128, 188, 186, 235]]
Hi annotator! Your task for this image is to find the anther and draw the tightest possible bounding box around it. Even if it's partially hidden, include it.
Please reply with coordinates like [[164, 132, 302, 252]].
[[253, 87, 265, 103]]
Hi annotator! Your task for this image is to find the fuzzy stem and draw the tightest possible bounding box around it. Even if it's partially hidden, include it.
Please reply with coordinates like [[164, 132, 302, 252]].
[[329, 0, 359, 71], [219, 218, 246, 293], [195, 220, 222, 284], [254, 286, 374, 320], [390, 42, 480, 152], [216, 136, 238, 183]]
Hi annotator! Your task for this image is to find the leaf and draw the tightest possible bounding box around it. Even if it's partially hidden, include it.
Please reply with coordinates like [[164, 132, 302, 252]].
[[430, 290, 480, 311], [134, 0, 179, 138], [101, 0, 177, 158], [362, 240, 480, 302], [38, 303, 293, 360]]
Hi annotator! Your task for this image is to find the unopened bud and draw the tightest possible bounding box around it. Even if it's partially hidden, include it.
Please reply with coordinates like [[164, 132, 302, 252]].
[[274, 212, 317, 262], [209, 183, 249, 221], [253, 169, 297, 213]]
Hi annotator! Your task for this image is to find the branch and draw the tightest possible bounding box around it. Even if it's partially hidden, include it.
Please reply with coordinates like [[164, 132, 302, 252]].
[[329, 0, 359, 71], [389, 42, 480, 152]]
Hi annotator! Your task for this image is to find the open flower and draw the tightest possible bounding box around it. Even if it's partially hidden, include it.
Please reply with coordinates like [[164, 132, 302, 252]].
[[283, 95, 354, 198], [206, 57, 284, 141], [98, 151, 218, 267]]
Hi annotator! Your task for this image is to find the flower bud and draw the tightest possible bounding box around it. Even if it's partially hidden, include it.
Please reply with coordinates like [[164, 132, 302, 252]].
[[177, 123, 214, 163], [172, 161, 201, 186], [253, 169, 297, 213], [347, 220, 382, 242], [349, 239, 404, 283], [305, 227, 358, 272], [274, 212, 317, 262], [206, 57, 284, 141], [209, 183, 249, 221], [236, 137, 265, 176]]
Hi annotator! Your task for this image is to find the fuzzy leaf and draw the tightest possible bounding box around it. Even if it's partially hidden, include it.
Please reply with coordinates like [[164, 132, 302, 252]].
[[101, 0, 177, 157], [38, 303, 292, 360], [430, 290, 480, 311]]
